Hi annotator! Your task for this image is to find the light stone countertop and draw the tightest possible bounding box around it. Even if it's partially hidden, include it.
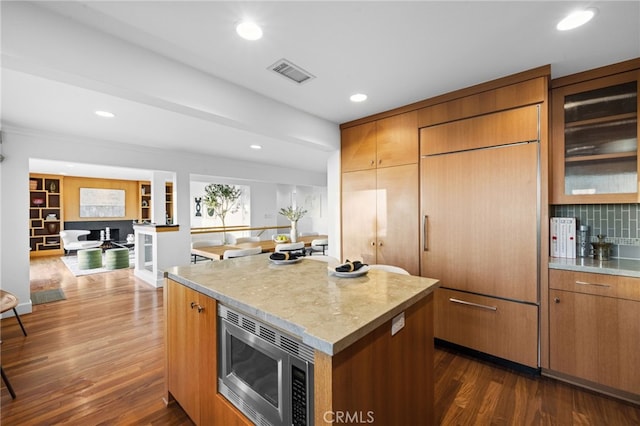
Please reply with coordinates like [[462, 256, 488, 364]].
[[549, 257, 640, 278], [165, 254, 440, 356]]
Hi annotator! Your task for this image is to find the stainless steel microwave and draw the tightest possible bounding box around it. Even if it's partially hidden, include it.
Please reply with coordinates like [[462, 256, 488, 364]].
[[218, 304, 314, 426]]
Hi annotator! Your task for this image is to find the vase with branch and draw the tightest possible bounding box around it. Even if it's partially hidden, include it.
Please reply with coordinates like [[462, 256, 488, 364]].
[[203, 183, 243, 244], [279, 205, 307, 243]]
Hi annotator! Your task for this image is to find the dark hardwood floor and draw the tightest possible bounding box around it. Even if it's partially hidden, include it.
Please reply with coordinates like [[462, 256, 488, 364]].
[[1, 256, 638, 425]]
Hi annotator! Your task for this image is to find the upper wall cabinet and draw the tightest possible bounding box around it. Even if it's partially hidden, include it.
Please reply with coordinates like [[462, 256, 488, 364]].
[[551, 62, 640, 204], [341, 111, 418, 172]]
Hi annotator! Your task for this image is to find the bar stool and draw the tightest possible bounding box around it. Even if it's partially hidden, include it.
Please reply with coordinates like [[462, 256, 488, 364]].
[[0, 290, 27, 336]]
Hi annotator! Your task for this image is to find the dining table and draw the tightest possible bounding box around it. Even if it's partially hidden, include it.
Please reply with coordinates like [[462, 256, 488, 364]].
[[190, 235, 328, 261]]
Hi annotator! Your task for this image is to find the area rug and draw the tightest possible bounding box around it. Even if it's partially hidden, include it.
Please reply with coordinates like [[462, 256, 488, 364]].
[[60, 252, 134, 277], [31, 288, 66, 305]]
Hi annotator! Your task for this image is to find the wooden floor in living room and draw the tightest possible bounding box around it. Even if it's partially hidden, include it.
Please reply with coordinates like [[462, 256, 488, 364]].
[[1, 256, 638, 425]]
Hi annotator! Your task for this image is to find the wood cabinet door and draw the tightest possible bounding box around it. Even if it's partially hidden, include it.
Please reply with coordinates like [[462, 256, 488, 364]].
[[341, 122, 377, 172], [376, 111, 418, 168], [376, 164, 419, 275], [551, 70, 640, 204], [166, 280, 201, 423], [341, 170, 377, 264], [550, 289, 640, 394], [435, 288, 538, 367], [420, 105, 539, 155], [197, 292, 218, 424], [421, 142, 538, 303]]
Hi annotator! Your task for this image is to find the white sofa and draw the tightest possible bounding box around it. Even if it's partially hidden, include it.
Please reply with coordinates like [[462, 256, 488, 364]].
[[60, 230, 102, 255]]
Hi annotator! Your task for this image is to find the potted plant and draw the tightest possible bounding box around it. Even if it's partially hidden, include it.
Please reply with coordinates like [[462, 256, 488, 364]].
[[203, 184, 243, 243], [279, 205, 307, 243]]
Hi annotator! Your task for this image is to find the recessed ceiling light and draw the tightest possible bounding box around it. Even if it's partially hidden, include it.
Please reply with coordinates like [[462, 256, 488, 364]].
[[250, 144, 262, 150], [236, 21, 263, 40], [95, 110, 115, 118], [350, 93, 368, 103], [557, 9, 596, 31]]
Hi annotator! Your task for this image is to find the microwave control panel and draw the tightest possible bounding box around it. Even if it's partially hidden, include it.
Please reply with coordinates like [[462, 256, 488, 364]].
[[291, 365, 308, 425]]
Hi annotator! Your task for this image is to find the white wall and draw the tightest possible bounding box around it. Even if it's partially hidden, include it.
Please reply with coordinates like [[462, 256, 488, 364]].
[[1, 128, 335, 316], [189, 178, 329, 242], [0, 1, 343, 316]]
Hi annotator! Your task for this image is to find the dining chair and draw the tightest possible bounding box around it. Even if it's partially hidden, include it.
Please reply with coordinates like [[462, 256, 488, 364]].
[[223, 247, 262, 259], [368, 264, 410, 275], [191, 240, 223, 263], [0, 290, 27, 336], [0, 290, 26, 399], [0, 364, 16, 399], [310, 238, 328, 255], [275, 242, 305, 253], [236, 236, 260, 243]]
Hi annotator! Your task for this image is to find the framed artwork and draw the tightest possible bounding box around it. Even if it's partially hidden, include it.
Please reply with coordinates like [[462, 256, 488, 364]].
[[79, 188, 125, 217]]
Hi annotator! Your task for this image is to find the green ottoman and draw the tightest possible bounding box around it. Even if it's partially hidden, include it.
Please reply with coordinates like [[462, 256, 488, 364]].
[[78, 248, 102, 270], [105, 248, 130, 270]]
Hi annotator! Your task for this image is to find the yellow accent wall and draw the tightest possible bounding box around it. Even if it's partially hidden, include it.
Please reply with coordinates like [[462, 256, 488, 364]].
[[63, 176, 139, 221]]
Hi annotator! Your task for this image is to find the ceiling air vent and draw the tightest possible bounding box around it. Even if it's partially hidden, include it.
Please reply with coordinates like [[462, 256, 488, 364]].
[[269, 59, 315, 84]]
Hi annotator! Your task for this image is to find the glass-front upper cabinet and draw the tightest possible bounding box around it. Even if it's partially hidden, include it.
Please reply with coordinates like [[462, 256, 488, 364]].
[[551, 67, 639, 204]]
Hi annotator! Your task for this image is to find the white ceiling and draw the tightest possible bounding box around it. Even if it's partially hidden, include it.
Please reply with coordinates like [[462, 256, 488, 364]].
[[2, 1, 639, 179]]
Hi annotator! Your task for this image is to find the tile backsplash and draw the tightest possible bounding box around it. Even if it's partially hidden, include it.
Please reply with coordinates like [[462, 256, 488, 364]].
[[551, 204, 640, 260]]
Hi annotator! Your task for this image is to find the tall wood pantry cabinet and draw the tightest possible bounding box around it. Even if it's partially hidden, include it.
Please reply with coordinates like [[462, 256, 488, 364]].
[[341, 111, 419, 275], [419, 73, 549, 368]]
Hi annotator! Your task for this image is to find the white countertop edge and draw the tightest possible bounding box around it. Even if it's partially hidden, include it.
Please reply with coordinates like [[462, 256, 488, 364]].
[[548, 257, 640, 278], [165, 271, 439, 356]]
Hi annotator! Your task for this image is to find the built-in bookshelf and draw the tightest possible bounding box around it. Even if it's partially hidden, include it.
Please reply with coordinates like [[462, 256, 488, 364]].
[[29, 174, 63, 256], [139, 181, 173, 224]]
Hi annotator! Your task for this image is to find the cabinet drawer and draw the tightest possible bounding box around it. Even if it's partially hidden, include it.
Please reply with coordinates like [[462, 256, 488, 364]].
[[434, 288, 538, 368], [549, 269, 640, 302]]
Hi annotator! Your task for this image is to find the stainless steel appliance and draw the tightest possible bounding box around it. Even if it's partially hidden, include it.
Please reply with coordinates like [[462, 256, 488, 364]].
[[218, 304, 314, 426]]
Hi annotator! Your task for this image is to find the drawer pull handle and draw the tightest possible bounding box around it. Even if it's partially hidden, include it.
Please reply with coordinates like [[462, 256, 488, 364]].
[[449, 298, 497, 311], [575, 280, 610, 288]]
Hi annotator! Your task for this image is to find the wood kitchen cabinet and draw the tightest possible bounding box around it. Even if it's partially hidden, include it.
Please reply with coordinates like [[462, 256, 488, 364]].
[[551, 59, 640, 204], [341, 111, 418, 172], [341, 110, 419, 274], [340, 67, 550, 370], [421, 106, 539, 303], [435, 288, 538, 367], [341, 163, 419, 275], [165, 279, 214, 423], [420, 91, 546, 368], [165, 279, 251, 425], [548, 270, 640, 400]]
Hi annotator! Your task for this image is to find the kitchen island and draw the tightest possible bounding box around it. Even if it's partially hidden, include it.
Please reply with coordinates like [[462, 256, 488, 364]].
[[164, 254, 440, 425]]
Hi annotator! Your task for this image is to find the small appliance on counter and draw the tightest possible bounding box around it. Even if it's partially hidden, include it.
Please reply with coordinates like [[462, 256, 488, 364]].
[[577, 224, 589, 257], [591, 234, 612, 260]]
